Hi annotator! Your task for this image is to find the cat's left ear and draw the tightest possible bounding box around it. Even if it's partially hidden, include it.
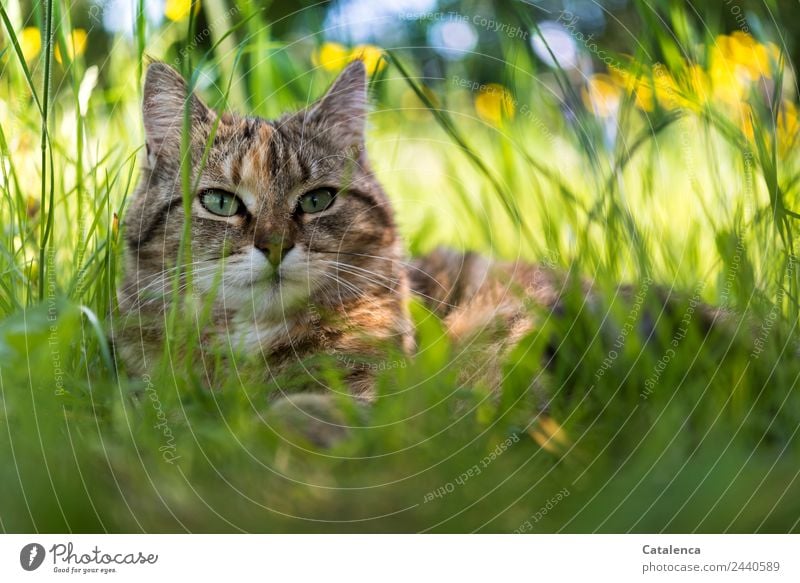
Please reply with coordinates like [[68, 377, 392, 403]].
[[308, 60, 367, 147], [142, 62, 211, 168]]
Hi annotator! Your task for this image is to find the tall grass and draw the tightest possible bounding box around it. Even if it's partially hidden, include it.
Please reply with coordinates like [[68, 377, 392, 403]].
[[0, 0, 799, 532]]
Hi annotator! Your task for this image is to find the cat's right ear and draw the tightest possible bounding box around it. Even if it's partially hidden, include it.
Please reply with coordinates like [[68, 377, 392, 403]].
[[142, 63, 210, 167], [307, 60, 368, 148]]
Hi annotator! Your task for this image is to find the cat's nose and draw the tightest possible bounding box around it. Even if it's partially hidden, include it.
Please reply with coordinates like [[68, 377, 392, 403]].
[[255, 236, 294, 268]]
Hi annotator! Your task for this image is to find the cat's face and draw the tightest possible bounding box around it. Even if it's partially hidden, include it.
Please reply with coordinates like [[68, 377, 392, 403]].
[[123, 61, 402, 322]]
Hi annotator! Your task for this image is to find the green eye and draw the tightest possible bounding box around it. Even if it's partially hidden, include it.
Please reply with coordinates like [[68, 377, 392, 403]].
[[298, 188, 336, 214], [199, 189, 242, 217]]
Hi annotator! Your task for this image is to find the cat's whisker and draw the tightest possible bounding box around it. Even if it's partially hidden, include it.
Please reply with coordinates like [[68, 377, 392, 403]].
[[318, 259, 400, 281], [314, 271, 396, 311], [312, 250, 454, 294], [318, 270, 409, 310], [316, 271, 368, 299], [119, 260, 212, 294], [131, 270, 215, 301], [121, 259, 225, 294], [318, 261, 402, 291], [126, 264, 227, 312], [317, 259, 461, 310]]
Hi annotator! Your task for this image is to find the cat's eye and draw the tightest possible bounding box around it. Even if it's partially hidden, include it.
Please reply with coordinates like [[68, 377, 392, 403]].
[[199, 189, 243, 217], [298, 188, 336, 214]]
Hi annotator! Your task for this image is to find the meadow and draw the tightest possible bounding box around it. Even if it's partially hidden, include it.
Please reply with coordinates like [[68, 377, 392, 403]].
[[1, 0, 799, 532]]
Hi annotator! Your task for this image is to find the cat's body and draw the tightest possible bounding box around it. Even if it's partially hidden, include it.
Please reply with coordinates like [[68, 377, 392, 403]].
[[411, 248, 567, 341]]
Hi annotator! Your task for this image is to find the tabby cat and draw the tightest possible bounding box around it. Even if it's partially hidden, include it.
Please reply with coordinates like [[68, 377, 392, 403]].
[[115, 60, 574, 397]]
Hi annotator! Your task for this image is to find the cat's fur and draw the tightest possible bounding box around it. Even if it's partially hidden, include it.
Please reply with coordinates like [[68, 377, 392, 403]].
[[115, 61, 594, 398]]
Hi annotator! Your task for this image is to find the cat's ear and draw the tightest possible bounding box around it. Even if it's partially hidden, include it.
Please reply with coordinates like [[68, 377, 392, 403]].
[[142, 62, 210, 166], [308, 60, 367, 147]]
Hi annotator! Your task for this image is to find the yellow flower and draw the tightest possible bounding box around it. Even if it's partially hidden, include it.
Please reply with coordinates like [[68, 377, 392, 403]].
[[652, 68, 688, 110], [54, 29, 87, 64], [724, 32, 775, 80], [313, 42, 349, 73], [350, 44, 386, 74], [709, 40, 748, 105], [709, 61, 745, 107], [685, 64, 711, 108], [474, 83, 515, 126], [19, 27, 41, 62], [165, 0, 200, 22], [737, 102, 755, 142], [611, 65, 681, 112], [708, 33, 780, 108], [778, 100, 799, 155], [612, 68, 655, 112], [582, 74, 622, 117], [529, 416, 571, 454]]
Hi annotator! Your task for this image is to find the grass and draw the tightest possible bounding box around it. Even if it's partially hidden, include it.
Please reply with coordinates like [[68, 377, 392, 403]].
[[1, 0, 799, 532]]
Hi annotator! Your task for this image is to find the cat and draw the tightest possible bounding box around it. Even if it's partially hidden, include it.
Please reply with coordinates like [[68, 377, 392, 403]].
[[117, 60, 415, 396], [115, 59, 574, 402], [115, 60, 722, 408]]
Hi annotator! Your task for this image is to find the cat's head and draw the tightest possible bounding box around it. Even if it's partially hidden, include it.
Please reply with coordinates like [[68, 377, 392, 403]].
[[123, 61, 403, 322]]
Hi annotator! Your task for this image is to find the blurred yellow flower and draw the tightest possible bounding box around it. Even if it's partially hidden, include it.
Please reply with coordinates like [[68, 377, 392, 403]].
[[720, 32, 777, 80], [612, 65, 690, 112], [351, 44, 386, 74], [19, 27, 41, 62], [529, 416, 571, 454], [582, 74, 621, 117], [611, 68, 655, 111], [709, 62, 744, 107], [708, 33, 780, 107], [778, 100, 799, 155], [652, 68, 687, 110], [710, 44, 748, 106], [737, 102, 755, 142], [313, 42, 349, 72], [54, 29, 87, 64], [165, 0, 200, 22], [474, 83, 515, 126], [314, 43, 386, 74], [684, 64, 711, 108]]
